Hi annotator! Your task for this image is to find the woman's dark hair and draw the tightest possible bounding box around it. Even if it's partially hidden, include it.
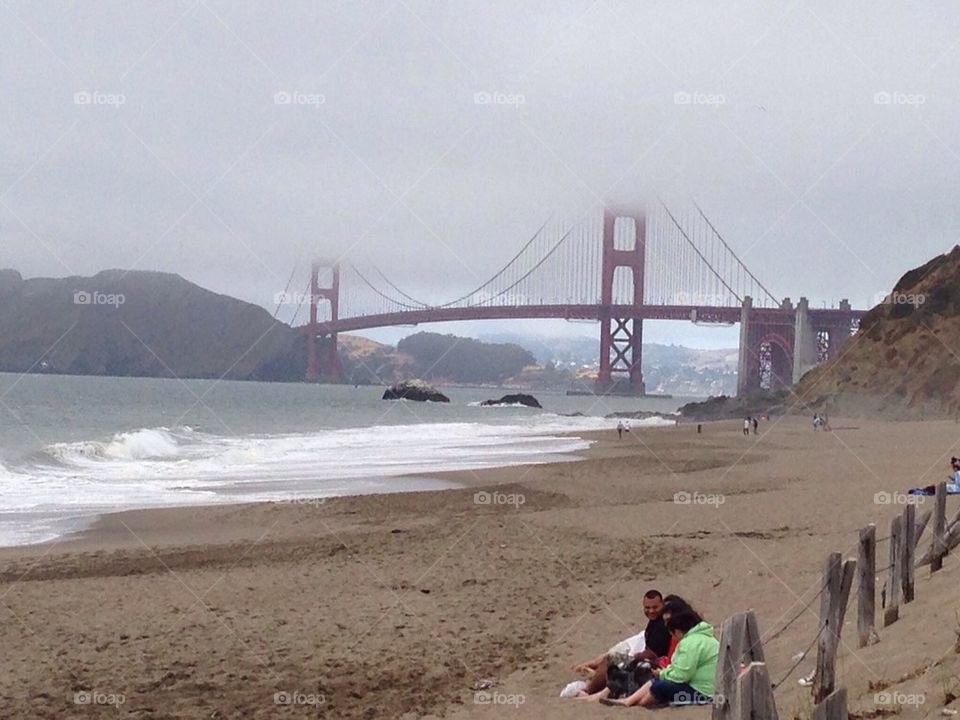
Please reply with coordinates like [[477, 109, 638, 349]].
[[662, 595, 690, 612], [666, 609, 702, 634], [662, 595, 701, 622]]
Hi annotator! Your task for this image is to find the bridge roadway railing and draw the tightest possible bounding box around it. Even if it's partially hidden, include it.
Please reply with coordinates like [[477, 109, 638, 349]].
[[305, 303, 864, 335]]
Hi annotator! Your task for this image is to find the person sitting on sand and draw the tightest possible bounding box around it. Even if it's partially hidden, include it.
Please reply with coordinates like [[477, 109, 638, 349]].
[[656, 595, 696, 666], [574, 595, 693, 703], [908, 457, 960, 496], [568, 590, 670, 697], [606, 609, 719, 707]]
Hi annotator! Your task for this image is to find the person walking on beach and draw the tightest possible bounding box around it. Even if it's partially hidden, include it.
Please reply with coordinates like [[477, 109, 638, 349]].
[[743, 417, 750, 436], [752, 417, 759, 435], [617, 421, 625, 439]]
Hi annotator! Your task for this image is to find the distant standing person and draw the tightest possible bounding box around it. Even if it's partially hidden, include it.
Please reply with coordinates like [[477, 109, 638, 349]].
[[752, 417, 759, 435], [743, 417, 750, 436], [617, 421, 625, 439]]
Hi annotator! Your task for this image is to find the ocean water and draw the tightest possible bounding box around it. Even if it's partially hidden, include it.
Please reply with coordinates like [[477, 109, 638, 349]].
[[0, 373, 689, 546]]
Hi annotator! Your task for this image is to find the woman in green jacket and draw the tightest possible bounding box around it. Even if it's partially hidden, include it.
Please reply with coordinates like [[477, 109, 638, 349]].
[[608, 609, 718, 707]]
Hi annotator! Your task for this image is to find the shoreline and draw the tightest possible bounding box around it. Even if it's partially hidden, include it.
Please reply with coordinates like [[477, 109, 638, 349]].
[[0, 416, 650, 551], [4, 416, 953, 719], [4, 428, 632, 556]]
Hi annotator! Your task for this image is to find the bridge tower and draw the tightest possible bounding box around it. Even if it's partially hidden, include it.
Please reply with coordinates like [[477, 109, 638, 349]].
[[737, 296, 796, 396], [306, 261, 344, 383], [596, 208, 646, 395]]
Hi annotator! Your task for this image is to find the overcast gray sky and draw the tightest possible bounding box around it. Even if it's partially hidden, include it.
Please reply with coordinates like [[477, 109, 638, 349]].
[[3, 1, 959, 349]]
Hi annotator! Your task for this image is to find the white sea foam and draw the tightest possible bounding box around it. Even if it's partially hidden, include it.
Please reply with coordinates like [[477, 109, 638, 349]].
[[0, 412, 675, 546]]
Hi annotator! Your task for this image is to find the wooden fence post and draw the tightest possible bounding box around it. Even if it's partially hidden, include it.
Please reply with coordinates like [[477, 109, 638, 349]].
[[883, 514, 901, 627], [901, 503, 916, 603], [814, 553, 856, 703], [857, 525, 877, 647], [734, 662, 777, 720], [914, 507, 932, 548], [712, 611, 771, 720], [932, 482, 947, 573], [812, 687, 847, 720]]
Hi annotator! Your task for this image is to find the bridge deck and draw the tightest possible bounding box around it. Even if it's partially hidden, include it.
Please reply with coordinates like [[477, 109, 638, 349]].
[[304, 304, 865, 334]]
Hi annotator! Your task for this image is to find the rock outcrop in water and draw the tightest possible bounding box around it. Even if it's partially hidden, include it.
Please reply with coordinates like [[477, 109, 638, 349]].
[[480, 393, 542, 408], [382, 379, 450, 403]]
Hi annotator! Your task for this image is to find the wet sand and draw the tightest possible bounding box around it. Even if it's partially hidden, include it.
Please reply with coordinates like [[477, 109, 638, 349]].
[[2, 416, 959, 719]]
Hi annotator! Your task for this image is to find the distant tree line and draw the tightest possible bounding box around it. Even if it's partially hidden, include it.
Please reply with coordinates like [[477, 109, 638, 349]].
[[397, 332, 535, 384]]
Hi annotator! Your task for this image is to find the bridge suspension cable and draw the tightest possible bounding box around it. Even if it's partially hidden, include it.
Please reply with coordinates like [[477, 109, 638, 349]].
[[330, 202, 779, 321], [659, 201, 745, 304], [692, 199, 779, 307]]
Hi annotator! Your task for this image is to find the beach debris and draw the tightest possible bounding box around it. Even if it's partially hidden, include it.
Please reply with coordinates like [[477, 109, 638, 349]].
[[474, 678, 494, 691], [480, 393, 542, 408], [382, 379, 450, 403]]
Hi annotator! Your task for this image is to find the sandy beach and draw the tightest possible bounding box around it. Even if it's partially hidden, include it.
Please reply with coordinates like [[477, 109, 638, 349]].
[[3, 416, 960, 719]]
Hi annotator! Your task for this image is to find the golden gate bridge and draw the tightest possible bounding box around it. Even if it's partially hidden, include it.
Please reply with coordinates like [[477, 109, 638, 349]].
[[297, 203, 864, 396]]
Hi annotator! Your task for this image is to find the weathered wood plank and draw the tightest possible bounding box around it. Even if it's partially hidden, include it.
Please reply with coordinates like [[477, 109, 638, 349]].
[[734, 662, 778, 720], [913, 508, 932, 548], [901, 504, 915, 602], [932, 482, 947, 573], [883, 515, 901, 627], [812, 687, 847, 720], [712, 611, 770, 720], [814, 553, 842, 703], [857, 525, 877, 647]]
